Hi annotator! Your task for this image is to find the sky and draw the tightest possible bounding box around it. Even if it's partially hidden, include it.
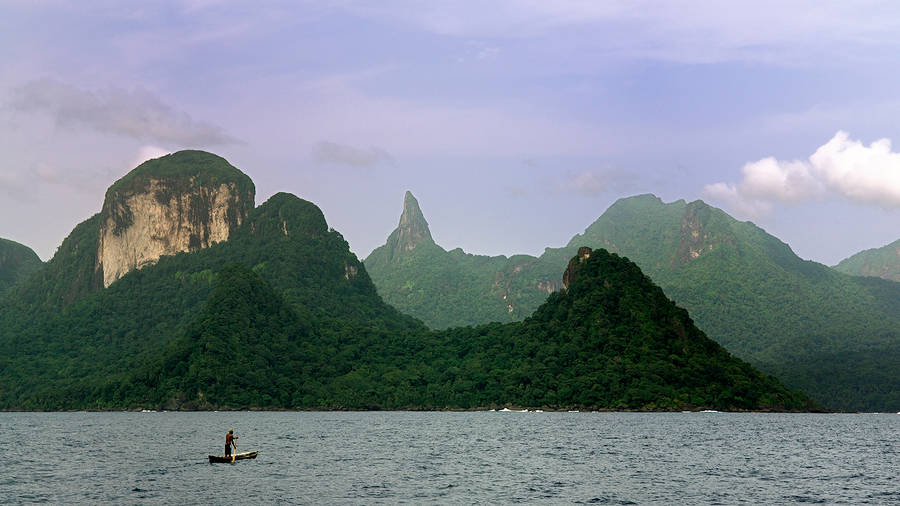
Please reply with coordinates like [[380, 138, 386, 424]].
[[2, 1, 899, 266]]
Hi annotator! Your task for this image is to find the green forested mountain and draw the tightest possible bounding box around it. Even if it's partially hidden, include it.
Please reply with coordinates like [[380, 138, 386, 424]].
[[2, 150, 256, 314], [365, 192, 552, 328], [834, 238, 900, 282], [0, 156, 810, 411], [145, 245, 809, 411], [0, 190, 423, 410], [0, 238, 42, 296], [366, 193, 900, 411]]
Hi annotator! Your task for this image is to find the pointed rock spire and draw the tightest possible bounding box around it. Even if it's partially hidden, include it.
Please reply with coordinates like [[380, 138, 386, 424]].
[[393, 191, 434, 253]]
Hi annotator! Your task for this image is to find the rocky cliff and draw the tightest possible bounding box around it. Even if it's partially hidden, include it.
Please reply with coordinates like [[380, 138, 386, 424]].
[[562, 246, 592, 291], [96, 151, 254, 287], [381, 191, 435, 262]]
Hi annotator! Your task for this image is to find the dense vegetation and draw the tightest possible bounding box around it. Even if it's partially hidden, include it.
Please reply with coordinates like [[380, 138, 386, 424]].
[[145, 247, 812, 411], [834, 238, 900, 282], [0, 234, 812, 411], [366, 239, 534, 328], [0, 191, 424, 410], [365, 193, 900, 411], [2, 215, 104, 312], [0, 238, 43, 296], [0, 158, 811, 411], [365, 192, 555, 328]]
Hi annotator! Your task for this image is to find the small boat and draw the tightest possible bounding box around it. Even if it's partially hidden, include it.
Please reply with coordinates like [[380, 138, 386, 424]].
[[208, 451, 259, 463]]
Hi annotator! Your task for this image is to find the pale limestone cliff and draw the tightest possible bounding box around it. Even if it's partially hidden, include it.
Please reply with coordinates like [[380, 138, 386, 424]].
[[97, 177, 251, 287]]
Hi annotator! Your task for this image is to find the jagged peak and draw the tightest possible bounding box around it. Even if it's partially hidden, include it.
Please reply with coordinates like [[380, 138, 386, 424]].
[[393, 191, 434, 252]]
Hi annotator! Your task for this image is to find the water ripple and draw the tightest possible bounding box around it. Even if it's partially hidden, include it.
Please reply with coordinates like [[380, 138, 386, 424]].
[[2, 412, 900, 504]]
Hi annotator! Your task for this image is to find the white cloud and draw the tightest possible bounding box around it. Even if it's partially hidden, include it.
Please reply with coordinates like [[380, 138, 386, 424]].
[[705, 131, 900, 217], [810, 131, 900, 207], [8, 79, 238, 146]]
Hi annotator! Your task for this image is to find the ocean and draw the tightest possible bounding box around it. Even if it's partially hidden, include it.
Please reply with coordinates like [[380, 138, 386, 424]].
[[2, 411, 898, 504]]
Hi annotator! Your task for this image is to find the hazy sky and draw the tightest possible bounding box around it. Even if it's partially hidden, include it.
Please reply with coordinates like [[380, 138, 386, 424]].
[[2, 1, 899, 265]]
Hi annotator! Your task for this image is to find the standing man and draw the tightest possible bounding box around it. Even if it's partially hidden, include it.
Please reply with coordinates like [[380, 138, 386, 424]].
[[225, 429, 238, 457]]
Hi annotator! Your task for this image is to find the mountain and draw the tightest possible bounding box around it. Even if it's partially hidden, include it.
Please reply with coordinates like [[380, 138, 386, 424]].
[[98, 149, 255, 287], [834, 238, 900, 282], [1, 151, 255, 316], [365, 192, 557, 328], [366, 193, 900, 411], [0, 156, 810, 411], [0, 153, 422, 410], [0, 238, 42, 296]]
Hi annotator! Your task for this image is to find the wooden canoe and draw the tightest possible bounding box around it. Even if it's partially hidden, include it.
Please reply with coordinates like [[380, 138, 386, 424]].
[[208, 450, 259, 463]]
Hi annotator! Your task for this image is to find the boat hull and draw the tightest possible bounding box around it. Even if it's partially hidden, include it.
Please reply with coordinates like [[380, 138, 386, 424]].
[[208, 451, 259, 463]]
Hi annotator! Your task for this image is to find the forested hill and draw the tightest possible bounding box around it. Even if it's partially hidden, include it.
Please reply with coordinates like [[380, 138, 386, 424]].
[[0, 189, 423, 410], [2, 241, 813, 411], [365, 193, 900, 412], [365, 191, 553, 328], [130, 246, 811, 411], [0, 238, 42, 296], [549, 196, 900, 412], [0, 149, 813, 411], [834, 238, 900, 282]]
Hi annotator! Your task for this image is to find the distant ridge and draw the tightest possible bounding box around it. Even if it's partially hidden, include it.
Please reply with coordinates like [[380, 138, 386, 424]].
[[365, 191, 552, 328], [366, 192, 900, 411], [834, 238, 900, 282]]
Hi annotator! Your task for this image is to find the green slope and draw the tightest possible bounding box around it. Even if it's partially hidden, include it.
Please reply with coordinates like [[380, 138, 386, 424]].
[[1, 150, 256, 314], [834, 238, 900, 282], [366, 193, 900, 411], [365, 192, 554, 328], [0, 192, 423, 410], [8, 244, 809, 411], [0, 238, 43, 296], [0, 177, 811, 411]]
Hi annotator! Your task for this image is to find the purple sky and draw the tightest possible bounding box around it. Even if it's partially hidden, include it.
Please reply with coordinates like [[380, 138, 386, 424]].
[[2, 1, 899, 265]]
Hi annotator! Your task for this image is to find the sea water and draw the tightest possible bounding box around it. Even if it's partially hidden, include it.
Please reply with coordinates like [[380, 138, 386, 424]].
[[1, 411, 898, 504]]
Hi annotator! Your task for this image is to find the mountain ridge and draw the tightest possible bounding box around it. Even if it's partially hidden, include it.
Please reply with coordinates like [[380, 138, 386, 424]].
[[0, 156, 811, 412], [364, 192, 900, 411], [834, 238, 900, 282]]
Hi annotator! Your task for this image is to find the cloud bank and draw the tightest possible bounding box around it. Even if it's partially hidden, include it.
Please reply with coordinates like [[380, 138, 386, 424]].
[[342, 1, 900, 66], [9, 79, 238, 146], [705, 131, 900, 216]]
